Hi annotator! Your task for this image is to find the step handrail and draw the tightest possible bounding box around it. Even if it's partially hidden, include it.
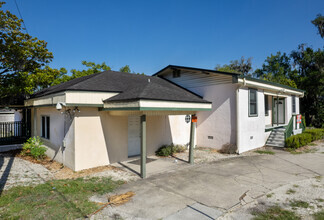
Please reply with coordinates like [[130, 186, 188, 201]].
[[284, 116, 294, 140]]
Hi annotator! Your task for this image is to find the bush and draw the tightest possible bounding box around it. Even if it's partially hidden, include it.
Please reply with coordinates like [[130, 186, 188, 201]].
[[155, 143, 186, 157], [304, 129, 324, 141], [285, 128, 324, 149], [21, 136, 47, 160]]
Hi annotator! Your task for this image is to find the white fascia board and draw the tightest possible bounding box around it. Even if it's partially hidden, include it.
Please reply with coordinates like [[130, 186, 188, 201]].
[[24, 92, 66, 107], [238, 78, 304, 97], [103, 99, 212, 110], [25, 91, 119, 107]]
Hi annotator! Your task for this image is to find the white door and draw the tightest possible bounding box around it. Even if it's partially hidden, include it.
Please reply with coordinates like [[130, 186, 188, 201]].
[[128, 116, 141, 157]]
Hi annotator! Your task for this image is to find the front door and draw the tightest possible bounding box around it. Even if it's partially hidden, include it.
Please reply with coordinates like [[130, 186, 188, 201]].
[[273, 98, 285, 125], [128, 116, 141, 157]]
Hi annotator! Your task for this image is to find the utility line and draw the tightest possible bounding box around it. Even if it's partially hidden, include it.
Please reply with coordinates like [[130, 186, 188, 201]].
[[14, 0, 29, 34]]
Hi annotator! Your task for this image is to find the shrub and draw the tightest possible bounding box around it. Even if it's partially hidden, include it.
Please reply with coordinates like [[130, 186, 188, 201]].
[[304, 129, 324, 141], [155, 143, 186, 157], [285, 128, 324, 149], [21, 136, 47, 160]]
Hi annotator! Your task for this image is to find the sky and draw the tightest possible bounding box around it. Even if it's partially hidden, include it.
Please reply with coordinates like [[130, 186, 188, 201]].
[[3, 0, 324, 75]]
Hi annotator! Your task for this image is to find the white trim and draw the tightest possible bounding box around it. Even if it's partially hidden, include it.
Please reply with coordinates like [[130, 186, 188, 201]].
[[103, 99, 212, 110], [238, 78, 304, 97]]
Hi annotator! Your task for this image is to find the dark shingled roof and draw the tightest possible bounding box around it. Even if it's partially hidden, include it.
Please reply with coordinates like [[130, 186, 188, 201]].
[[32, 71, 210, 104]]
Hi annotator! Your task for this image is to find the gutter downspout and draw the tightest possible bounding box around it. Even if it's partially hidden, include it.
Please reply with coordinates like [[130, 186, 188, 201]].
[[236, 78, 246, 154]]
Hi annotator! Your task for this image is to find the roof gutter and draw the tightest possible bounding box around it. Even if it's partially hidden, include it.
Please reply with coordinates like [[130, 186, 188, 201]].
[[236, 77, 304, 97]]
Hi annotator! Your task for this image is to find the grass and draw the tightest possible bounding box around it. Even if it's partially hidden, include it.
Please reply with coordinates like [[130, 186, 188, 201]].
[[255, 150, 275, 155], [286, 148, 302, 155], [293, 184, 299, 188], [266, 193, 274, 198], [0, 177, 123, 219], [316, 198, 324, 202], [286, 189, 297, 194], [252, 206, 300, 220], [313, 210, 324, 220], [289, 200, 309, 208]]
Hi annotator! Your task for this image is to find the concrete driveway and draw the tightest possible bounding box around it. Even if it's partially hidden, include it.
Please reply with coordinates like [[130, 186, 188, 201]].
[[94, 147, 324, 219]]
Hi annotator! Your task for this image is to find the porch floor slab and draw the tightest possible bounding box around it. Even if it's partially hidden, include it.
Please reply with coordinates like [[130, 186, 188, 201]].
[[113, 156, 190, 178]]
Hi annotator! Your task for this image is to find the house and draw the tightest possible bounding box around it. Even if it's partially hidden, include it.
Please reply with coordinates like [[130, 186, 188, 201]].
[[155, 65, 304, 153], [23, 65, 304, 177]]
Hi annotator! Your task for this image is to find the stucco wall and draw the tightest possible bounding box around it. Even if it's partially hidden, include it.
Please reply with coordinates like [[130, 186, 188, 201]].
[[168, 115, 191, 146], [31, 107, 75, 170], [237, 87, 266, 153], [189, 84, 237, 150], [72, 108, 184, 171]]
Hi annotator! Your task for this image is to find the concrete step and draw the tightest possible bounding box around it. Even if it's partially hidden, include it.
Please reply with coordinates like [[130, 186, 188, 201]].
[[266, 143, 285, 148], [266, 127, 286, 148]]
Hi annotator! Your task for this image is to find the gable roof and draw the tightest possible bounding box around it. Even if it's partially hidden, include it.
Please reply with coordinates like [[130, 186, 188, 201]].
[[31, 71, 210, 104], [153, 64, 241, 77], [154, 65, 304, 94]]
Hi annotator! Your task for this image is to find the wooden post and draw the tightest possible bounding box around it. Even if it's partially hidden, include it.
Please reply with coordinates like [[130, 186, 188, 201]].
[[140, 115, 146, 178], [189, 115, 196, 165]]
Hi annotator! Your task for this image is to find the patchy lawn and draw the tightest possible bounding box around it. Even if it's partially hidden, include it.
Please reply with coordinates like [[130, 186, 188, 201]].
[[0, 177, 123, 219], [252, 206, 300, 220], [255, 150, 275, 155]]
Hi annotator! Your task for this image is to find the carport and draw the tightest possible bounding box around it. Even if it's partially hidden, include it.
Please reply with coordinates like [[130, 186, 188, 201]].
[[101, 98, 212, 178]]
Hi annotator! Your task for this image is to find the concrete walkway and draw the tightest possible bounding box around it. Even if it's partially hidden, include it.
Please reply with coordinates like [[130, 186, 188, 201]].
[[94, 147, 324, 219]]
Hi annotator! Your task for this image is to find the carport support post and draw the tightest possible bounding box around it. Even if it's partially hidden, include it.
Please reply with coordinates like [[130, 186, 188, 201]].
[[140, 115, 146, 178], [189, 115, 196, 165]]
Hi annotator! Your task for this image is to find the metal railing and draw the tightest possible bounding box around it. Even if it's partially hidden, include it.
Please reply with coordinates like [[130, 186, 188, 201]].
[[0, 121, 30, 145], [284, 116, 294, 140]]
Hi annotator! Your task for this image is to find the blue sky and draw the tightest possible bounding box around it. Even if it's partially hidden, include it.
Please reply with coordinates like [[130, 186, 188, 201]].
[[3, 0, 324, 75]]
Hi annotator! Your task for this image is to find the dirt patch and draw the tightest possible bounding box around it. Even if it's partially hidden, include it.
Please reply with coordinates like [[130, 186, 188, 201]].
[[16, 153, 124, 180]]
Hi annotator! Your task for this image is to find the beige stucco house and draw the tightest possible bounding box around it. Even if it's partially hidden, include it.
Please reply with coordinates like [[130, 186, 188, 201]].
[[24, 65, 304, 177]]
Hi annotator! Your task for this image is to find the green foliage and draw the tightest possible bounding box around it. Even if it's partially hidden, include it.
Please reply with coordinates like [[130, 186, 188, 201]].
[[255, 150, 275, 155], [312, 14, 324, 39], [313, 210, 324, 220], [119, 65, 131, 73], [291, 45, 324, 128], [289, 200, 309, 208], [215, 56, 253, 76], [252, 206, 300, 220], [21, 136, 47, 160], [304, 129, 324, 141], [0, 177, 122, 219], [0, 2, 55, 104], [155, 143, 186, 157], [285, 129, 324, 148], [254, 52, 297, 88]]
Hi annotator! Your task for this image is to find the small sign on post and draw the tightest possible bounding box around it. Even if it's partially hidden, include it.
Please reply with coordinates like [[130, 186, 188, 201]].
[[297, 115, 302, 124], [191, 115, 197, 123]]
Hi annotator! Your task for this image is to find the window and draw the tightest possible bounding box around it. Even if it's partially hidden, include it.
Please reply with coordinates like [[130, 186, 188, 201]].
[[172, 69, 181, 78], [249, 89, 258, 117], [264, 95, 269, 116], [292, 96, 296, 114], [41, 116, 50, 139]]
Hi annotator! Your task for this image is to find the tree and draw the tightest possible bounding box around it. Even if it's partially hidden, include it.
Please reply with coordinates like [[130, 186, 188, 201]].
[[0, 2, 57, 104], [291, 45, 324, 127], [215, 56, 253, 76], [119, 65, 131, 73], [312, 14, 324, 39], [254, 52, 297, 88]]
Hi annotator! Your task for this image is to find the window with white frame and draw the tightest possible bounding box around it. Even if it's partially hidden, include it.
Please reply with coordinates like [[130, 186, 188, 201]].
[[41, 116, 50, 139], [249, 89, 258, 117], [292, 96, 296, 114]]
